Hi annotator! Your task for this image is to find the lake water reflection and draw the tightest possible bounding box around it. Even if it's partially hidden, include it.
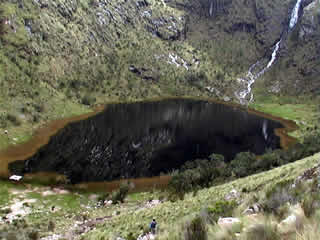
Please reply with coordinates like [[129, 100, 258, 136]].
[[7, 98, 290, 184]]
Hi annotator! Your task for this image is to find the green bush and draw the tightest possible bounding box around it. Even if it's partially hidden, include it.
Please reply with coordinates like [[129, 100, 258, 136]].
[[262, 180, 306, 214], [230, 152, 256, 177], [111, 182, 130, 204], [97, 192, 110, 203], [168, 169, 197, 201], [168, 159, 220, 200], [6, 113, 21, 126], [81, 94, 96, 106], [182, 215, 207, 240], [253, 150, 281, 172], [301, 130, 320, 157], [209, 153, 225, 163], [301, 192, 320, 218], [207, 200, 237, 223]]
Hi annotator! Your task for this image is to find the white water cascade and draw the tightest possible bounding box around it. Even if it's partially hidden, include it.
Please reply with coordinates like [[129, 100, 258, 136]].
[[236, 0, 304, 104], [290, 0, 303, 29], [209, 1, 214, 17]]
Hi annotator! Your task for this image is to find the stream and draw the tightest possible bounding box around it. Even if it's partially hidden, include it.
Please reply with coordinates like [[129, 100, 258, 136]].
[[237, 0, 305, 104]]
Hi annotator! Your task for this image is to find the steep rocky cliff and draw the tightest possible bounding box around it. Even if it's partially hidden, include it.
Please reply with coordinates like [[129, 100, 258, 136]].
[[0, 0, 319, 148], [170, 0, 320, 97], [262, 0, 320, 95]]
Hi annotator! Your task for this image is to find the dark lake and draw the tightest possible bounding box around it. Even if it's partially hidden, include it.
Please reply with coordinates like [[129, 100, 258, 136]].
[[5, 98, 295, 184]]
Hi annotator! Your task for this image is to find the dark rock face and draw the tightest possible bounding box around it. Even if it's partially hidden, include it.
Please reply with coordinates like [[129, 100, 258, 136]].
[[228, 22, 256, 33], [15, 99, 283, 183], [179, 0, 233, 18]]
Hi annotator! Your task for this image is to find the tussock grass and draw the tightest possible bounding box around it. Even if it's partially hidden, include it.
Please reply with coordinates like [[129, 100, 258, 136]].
[[85, 153, 320, 239]]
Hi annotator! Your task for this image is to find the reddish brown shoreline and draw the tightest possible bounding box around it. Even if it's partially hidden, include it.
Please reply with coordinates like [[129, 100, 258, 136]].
[[0, 106, 104, 177], [0, 98, 297, 191]]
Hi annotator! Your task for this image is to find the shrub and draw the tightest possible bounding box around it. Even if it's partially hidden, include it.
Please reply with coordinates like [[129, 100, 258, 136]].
[[209, 153, 225, 163], [254, 150, 281, 172], [32, 114, 40, 123], [28, 231, 39, 240], [243, 222, 280, 240], [262, 180, 301, 213], [301, 130, 320, 157], [212, 228, 236, 240], [97, 193, 110, 204], [33, 103, 45, 113], [0, 113, 7, 128], [207, 200, 237, 223], [6, 113, 21, 126], [111, 182, 130, 204], [168, 159, 220, 200], [182, 215, 207, 240], [185, 71, 208, 88], [230, 152, 256, 177], [168, 169, 196, 201], [301, 193, 320, 218], [81, 94, 96, 106]]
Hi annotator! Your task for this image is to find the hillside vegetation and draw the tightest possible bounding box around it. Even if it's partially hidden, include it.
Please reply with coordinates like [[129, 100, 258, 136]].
[[0, 152, 319, 239], [0, 0, 319, 149], [0, 1, 320, 239]]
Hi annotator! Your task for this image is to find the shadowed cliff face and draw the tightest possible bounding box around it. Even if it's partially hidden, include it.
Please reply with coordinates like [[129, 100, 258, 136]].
[[175, 0, 320, 97], [12, 99, 283, 183]]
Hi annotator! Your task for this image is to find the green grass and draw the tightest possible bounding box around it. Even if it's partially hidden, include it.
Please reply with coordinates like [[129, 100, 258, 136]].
[[0, 152, 319, 239], [0, 0, 319, 152], [0, 181, 13, 207], [250, 93, 319, 139], [84, 153, 320, 239]]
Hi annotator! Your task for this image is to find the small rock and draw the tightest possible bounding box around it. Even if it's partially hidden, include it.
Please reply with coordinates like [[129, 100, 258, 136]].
[[137, 233, 156, 240], [225, 189, 240, 201], [243, 208, 254, 215], [243, 203, 263, 215], [40, 234, 62, 240], [116, 237, 126, 240], [9, 175, 23, 181], [53, 188, 70, 194], [104, 200, 113, 205], [218, 217, 241, 230], [145, 200, 161, 208], [42, 190, 54, 196], [223, 96, 231, 102]]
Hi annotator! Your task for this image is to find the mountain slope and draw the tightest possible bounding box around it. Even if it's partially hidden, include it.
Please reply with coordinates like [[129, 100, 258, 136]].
[[0, 0, 319, 149]]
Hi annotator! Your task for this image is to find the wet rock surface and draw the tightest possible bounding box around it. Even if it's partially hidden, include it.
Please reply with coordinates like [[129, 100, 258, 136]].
[[12, 99, 283, 183]]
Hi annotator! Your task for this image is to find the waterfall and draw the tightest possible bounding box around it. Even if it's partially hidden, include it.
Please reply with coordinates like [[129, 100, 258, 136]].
[[209, 1, 214, 17], [289, 0, 303, 29], [236, 0, 304, 104], [266, 40, 281, 70], [263, 120, 268, 141]]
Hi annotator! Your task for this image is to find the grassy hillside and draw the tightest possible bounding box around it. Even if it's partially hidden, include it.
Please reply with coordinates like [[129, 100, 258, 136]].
[[0, 152, 319, 239], [0, 1, 320, 238], [0, 0, 319, 151]]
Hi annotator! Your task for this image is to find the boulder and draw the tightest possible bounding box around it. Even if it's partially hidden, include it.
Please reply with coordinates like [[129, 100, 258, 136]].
[[243, 203, 263, 215], [137, 233, 155, 240], [145, 200, 161, 208]]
